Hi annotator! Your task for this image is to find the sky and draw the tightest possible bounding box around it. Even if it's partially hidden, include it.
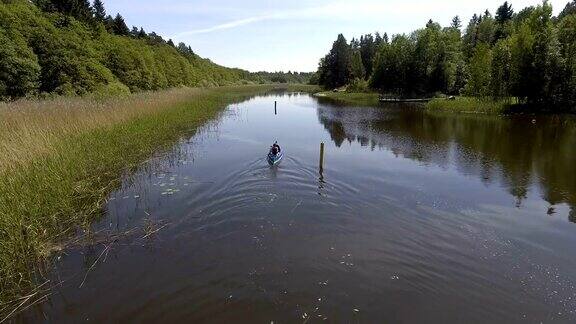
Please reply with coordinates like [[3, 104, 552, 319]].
[[105, 0, 569, 72]]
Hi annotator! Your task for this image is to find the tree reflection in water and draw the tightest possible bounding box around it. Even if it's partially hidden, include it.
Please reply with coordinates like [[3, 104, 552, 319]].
[[316, 98, 576, 221]]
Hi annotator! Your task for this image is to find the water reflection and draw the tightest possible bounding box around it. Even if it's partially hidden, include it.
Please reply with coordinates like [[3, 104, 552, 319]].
[[316, 101, 576, 220], [19, 92, 576, 323]]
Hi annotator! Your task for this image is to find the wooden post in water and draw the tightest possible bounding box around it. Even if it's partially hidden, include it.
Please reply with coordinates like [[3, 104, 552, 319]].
[[274, 101, 277, 115], [319, 142, 325, 171]]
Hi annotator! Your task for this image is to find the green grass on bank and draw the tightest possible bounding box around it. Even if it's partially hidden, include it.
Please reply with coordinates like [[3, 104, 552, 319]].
[[0, 84, 286, 315], [313, 91, 523, 115], [426, 97, 514, 114], [314, 91, 381, 106], [276, 84, 321, 94]]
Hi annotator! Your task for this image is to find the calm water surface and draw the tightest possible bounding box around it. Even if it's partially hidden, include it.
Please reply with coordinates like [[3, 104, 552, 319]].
[[26, 92, 576, 323]]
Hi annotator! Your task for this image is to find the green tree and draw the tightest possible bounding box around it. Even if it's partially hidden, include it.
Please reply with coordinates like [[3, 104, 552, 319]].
[[495, 1, 514, 24], [463, 14, 480, 60], [92, 0, 106, 22], [558, 0, 576, 20], [451, 16, 462, 29], [138, 27, 147, 38], [112, 13, 129, 36], [0, 28, 40, 98], [382, 32, 389, 44], [0, 0, 251, 98], [34, 0, 93, 22], [370, 34, 416, 95], [514, 6, 536, 27], [495, 1, 514, 41], [464, 43, 492, 97], [313, 1, 576, 110], [103, 14, 114, 32], [375, 32, 383, 46], [509, 2, 559, 105], [350, 50, 366, 80], [444, 24, 465, 94], [558, 13, 576, 106], [359, 34, 377, 77], [509, 23, 535, 102], [318, 34, 352, 88], [490, 39, 512, 99], [476, 11, 496, 45]]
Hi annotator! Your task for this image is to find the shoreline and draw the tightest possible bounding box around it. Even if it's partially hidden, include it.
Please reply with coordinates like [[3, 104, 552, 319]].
[[313, 91, 381, 106], [313, 91, 575, 115], [0, 84, 312, 315]]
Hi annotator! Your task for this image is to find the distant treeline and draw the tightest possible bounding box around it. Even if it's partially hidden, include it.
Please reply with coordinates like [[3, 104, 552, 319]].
[[0, 0, 311, 99], [251, 71, 314, 84], [316, 1, 576, 110]]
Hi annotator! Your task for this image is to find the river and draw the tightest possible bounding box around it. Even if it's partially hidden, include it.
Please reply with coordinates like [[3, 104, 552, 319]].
[[22, 91, 576, 323]]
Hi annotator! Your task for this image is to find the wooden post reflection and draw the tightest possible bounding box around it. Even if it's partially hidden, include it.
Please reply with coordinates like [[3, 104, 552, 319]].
[[319, 142, 325, 173]]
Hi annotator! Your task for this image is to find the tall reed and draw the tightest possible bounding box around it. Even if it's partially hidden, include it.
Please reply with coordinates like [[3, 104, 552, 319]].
[[0, 85, 277, 316]]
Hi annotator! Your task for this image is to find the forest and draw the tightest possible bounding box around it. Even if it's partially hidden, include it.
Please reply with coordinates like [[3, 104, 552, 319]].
[[316, 1, 576, 111], [0, 0, 311, 100]]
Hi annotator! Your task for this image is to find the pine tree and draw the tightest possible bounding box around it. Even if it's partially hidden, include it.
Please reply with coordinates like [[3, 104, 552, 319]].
[[318, 34, 352, 88], [112, 14, 129, 36], [463, 14, 480, 60], [77, 0, 93, 21], [359, 34, 376, 77], [496, 1, 514, 24], [451, 16, 462, 29], [93, 0, 106, 21], [494, 2, 514, 42], [138, 27, 147, 38], [104, 14, 114, 32], [350, 50, 366, 80], [34, 0, 93, 22], [374, 32, 383, 45], [382, 32, 389, 44], [559, 1, 576, 20]]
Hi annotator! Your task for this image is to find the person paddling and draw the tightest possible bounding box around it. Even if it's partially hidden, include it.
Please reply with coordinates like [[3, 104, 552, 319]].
[[271, 142, 281, 155]]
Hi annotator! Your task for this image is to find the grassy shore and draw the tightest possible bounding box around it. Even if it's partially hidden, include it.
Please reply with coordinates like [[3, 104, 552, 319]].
[[0, 84, 295, 315], [314, 92, 518, 115], [314, 91, 381, 106], [277, 84, 320, 94], [426, 97, 514, 114]]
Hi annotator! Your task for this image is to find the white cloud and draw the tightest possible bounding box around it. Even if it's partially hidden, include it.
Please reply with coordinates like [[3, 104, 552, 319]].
[[174, 16, 273, 36], [173, 0, 568, 39]]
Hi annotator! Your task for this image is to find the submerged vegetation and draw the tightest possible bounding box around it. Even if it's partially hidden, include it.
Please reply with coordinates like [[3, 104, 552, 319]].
[[316, 1, 576, 113], [0, 0, 316, 315], [427, 97, 516, 114], [0, 85, 285, 314], [0, 0, 312, 100], [315, 91, 381, 106]]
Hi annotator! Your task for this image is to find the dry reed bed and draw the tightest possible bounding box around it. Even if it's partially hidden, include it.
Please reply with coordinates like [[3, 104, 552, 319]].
[[0, 88, 204, 172], [0, 85, 274, 317]]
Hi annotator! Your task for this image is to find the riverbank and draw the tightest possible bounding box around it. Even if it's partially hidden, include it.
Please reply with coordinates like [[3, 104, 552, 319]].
[[314, 91, 518, 114], [277, 84, 320, 94], [314, 91, 380, 106], [426, 97, 514, 114], [0, 84, 304, 314]]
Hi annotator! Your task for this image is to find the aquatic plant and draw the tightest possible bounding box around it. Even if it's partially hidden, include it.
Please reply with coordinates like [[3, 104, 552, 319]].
[[0, 85, 286, 317]]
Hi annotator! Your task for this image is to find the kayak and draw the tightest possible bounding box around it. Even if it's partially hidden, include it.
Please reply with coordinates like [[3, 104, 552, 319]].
[[267, 151, 284, 166]]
